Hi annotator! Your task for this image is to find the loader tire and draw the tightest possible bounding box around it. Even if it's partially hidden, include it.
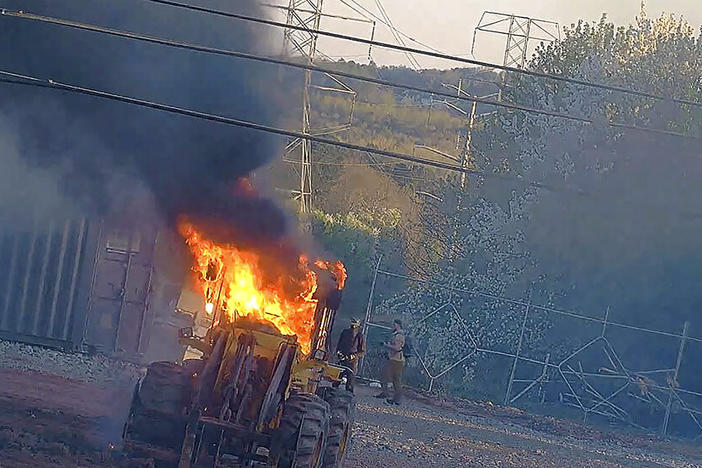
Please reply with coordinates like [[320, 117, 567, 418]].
[[274, 393, 330, 468], [322, 388, 355, 467], [124, 361, 191, 451]]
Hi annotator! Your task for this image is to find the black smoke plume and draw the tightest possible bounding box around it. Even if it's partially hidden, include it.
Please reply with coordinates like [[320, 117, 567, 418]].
[[0, 0, 287, 246]]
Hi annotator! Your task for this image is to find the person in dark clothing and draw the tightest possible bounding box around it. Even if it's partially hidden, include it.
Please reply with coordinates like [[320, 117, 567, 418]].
[[335, 317, 366, 388]]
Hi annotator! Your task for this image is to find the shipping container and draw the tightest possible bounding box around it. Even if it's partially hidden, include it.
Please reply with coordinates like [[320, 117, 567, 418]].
[[0, 218, 92, 348], [0, 216, 182, 362]]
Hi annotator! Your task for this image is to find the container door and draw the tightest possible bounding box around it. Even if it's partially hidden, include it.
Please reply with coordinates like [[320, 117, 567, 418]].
[[85, 228, 154, 357]]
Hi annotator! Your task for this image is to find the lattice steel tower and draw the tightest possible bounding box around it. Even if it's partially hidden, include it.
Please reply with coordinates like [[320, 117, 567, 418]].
[[283, 0, 324, 214], [502, 15, 536, 68], [472, 11, 560, 69], [472, 12, 559, 100]]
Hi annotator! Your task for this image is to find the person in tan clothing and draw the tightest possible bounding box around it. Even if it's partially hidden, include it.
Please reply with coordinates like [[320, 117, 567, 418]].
[[375, 319, 405, 405]]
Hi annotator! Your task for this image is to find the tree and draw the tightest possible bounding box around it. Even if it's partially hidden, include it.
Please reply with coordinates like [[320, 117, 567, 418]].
[[488, 11, 702, 326], [368, 10, 702, 401]]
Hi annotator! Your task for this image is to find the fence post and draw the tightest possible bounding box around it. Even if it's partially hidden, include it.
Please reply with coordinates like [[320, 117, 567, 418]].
[[504, 294, 531, 405], [359, 254, 382, 378], [539, 353, 550, 405], [662, 321, 689, 436], [601, 306, 610, 337]]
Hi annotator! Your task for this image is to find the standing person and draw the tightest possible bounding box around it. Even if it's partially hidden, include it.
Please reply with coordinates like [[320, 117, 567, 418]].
[[375, 319, 405, 405], [335, 318, 366, 389]]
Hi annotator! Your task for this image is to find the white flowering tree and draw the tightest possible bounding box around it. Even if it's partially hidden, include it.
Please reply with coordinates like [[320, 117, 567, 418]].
[[372, 9, 702, 400]]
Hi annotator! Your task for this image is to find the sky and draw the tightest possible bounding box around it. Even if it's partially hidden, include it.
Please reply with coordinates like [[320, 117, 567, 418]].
[[272, 0, 702, 69]]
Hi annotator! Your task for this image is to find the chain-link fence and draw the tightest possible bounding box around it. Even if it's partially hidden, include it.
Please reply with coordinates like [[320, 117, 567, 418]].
[[358, 256, 702, 438]]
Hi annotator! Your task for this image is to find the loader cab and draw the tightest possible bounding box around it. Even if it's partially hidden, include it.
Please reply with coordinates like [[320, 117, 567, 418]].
[[309, 267, 344, 359]]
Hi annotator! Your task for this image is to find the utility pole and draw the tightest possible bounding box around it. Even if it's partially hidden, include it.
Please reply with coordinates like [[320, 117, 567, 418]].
[[472, 11, 560, 100], [456, 79, 477, 195], [448, 79, 478, 260], [416, 79, 486, 260]]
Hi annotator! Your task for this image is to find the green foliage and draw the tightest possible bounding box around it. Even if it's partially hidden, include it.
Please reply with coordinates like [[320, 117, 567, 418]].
[[472, 10, 702, 399], [487, 11, 702, 323], [272, 15, 702, 407], [310, 206, 401, 262], [312, 92, 465, 157]]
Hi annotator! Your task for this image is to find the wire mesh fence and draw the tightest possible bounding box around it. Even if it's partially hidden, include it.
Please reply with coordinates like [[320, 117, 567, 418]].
[[358, 256, 702, 438]]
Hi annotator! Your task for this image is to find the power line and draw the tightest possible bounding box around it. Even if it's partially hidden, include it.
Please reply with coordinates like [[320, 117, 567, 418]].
[[339, 0, 445, 54], [1, 8, 697, 141], [373, 0, 420, 69], [0, 70, 588, 196], [128, 0, 702, 109], [322, 54, 370, 58], [284, 158, 397, 167], [260, 2, 373, 24], [3, 71, 702, 223]]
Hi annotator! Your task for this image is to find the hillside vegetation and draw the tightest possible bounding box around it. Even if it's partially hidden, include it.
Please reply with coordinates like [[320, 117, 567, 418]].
[[266, 11, 702, 430]]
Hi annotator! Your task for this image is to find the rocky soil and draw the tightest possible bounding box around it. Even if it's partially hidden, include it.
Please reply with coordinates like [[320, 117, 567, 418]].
[[1, 339, 701, 467], [0, 340, 143, 384], [0, 340, 142, 467], [346, 386, 702, 467]]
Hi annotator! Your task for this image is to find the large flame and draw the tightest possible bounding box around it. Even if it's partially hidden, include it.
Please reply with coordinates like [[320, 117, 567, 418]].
[[178, 220, 344, 354]]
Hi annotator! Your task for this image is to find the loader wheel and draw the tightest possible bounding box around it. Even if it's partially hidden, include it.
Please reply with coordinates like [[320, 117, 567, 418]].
[[124, 361, 192, 451], [322, 389, 355, 467], [274, 393, 330, 468]]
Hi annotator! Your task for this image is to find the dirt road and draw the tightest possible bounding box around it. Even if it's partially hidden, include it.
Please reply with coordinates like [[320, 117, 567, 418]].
[[0, 367, 130, 467], [1, 342, 701, 467], [346, 386, 702, 467]]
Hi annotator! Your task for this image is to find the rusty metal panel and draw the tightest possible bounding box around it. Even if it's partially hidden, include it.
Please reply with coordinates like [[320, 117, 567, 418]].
[[0, 219, 92, 348]]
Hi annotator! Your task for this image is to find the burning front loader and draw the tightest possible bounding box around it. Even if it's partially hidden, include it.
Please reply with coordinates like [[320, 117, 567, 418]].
[[122, 289, 354, 467]]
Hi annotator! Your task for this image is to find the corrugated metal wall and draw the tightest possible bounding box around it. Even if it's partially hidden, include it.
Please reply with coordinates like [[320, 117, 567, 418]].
[[0, 218, 161, 360], [0, 219, 91, 348]]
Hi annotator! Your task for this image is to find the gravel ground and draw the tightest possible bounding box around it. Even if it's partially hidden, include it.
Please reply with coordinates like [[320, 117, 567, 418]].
[[0, 340, 142, 468], [1, 339, 701, 468], [346, 386, 702, 468], [0, 340, 143, 384]]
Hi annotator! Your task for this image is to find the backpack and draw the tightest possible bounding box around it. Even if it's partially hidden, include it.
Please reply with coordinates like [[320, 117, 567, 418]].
[[402, 333, 414, 359]]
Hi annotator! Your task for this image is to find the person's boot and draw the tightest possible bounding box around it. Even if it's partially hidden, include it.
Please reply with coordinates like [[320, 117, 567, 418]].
[[385, 398, 400, 406]]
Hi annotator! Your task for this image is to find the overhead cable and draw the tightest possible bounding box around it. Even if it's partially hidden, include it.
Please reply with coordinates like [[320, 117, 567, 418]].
[[373, 0, 420, 69], [123, 0, 702, 109], [0, 8, 697, 140], [0, 70, 587, 196], [260, 2, 373, 24], [2, 71, 702, 222], [339, 0, 446, 54]]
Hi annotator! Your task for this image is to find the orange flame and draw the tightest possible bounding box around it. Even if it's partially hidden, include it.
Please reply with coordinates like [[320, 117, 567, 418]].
[[315, 260, 347, 290], [178, 220, 345, 354]]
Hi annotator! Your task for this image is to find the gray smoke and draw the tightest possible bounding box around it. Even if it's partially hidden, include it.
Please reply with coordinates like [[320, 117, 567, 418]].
[[0, 0, 288, 246], [0, 116, 75, 228]]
